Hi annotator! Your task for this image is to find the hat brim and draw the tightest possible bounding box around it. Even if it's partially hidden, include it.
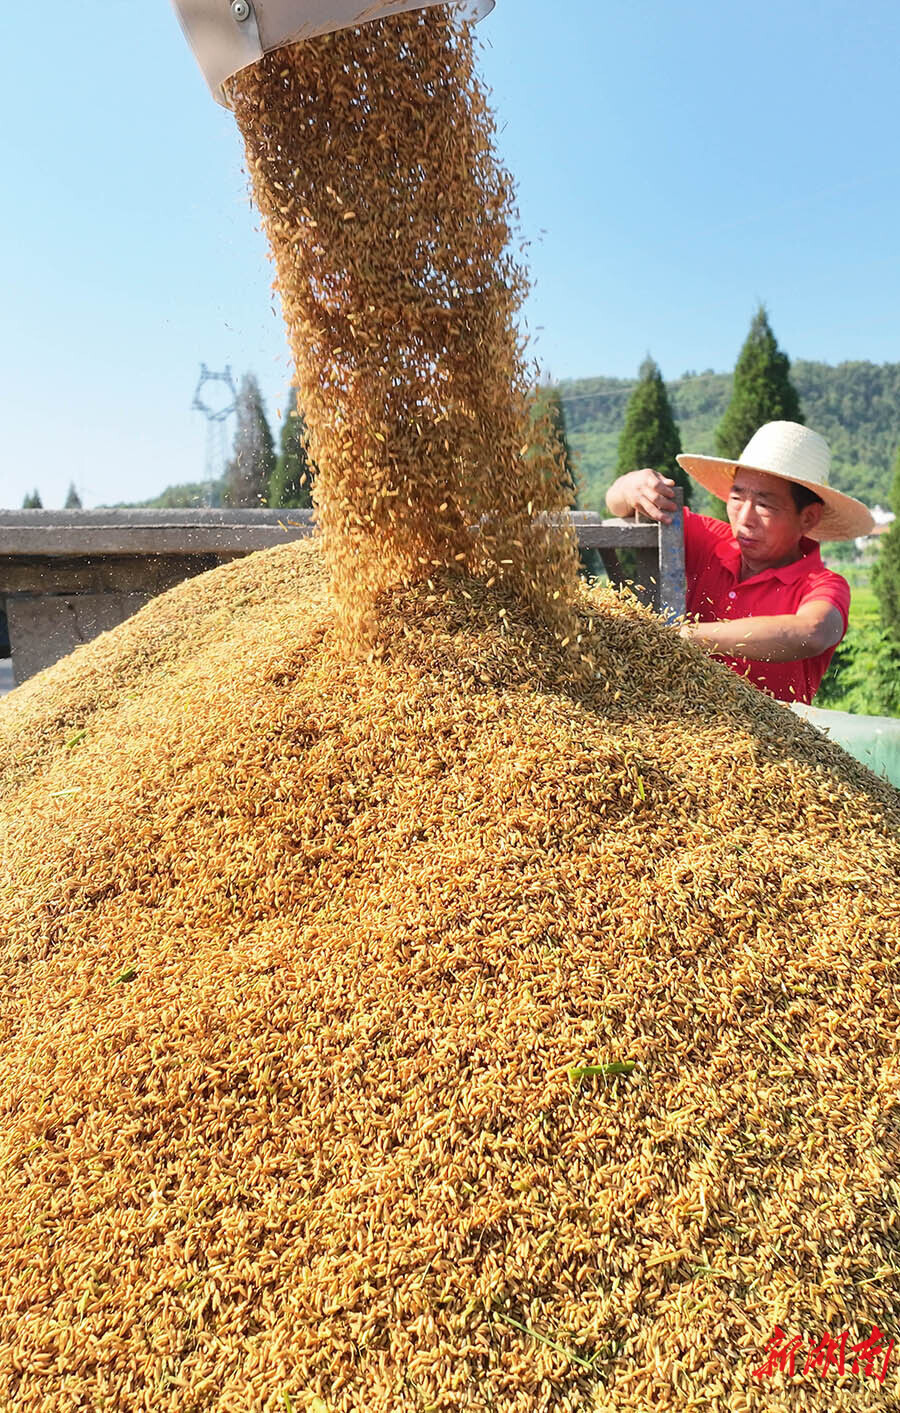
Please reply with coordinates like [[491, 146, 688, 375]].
[[675, 454, 876, 542]]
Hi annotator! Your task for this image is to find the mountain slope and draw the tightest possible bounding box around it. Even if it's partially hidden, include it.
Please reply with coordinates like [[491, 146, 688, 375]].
[[563, 360, 900, 512]]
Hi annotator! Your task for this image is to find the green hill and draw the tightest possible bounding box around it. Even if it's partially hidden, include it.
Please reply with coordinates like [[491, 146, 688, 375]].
[[562, 359, 900, 513], [113, 360, 899, 517]]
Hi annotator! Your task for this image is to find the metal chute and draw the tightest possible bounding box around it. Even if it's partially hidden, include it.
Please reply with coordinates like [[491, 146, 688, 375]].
[[172, 0, 495, 105]]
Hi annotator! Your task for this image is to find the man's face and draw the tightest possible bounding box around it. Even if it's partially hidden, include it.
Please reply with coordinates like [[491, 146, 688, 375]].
[[726, 468, 822, 571]]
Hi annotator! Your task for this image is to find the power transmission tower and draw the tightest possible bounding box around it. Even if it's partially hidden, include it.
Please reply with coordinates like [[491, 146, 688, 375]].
[[192, 365, 238, 506]]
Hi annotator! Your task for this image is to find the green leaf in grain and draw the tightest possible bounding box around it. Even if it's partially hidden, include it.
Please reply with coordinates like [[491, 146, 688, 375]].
[[635, 773, 645, 801], [493, 1310, 595, 1371], [759, 1026, 795, 1060], [568, 1061, 636, 1084], [115, 965, 138, 985], [66, 730, 88, 750], [49, 788, 82, 798]]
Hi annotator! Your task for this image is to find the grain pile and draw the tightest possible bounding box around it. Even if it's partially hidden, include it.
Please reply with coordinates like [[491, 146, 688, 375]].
[[1, 539, 899, 1411], [225, 8, 581, 646]]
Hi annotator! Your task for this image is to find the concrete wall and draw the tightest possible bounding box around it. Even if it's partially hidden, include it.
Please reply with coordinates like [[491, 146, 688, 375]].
[[6, 593, 151, 684], [0, 508, 679, 686], [0, 510, 316, 685]]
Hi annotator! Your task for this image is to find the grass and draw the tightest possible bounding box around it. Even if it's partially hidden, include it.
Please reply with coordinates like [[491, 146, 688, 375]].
[[492, 1311, 597, 1372], [846, 583, 879, 628], [815, 565, 900, 719]]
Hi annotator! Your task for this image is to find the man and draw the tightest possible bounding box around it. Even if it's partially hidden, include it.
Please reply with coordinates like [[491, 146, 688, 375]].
[[605, 421, 875, 704]]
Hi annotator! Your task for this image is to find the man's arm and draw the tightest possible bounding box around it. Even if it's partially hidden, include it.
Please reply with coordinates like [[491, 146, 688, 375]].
[[680, 599, 845, 663], [606, 468, 678, 524]]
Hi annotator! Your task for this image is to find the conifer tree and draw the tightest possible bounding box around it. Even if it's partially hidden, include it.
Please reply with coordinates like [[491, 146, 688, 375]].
[[22, 490, 43, 509], [716, 306, 803, 459], [873, 444, 900, 644], [64, 482, 83, 509], [269, 390, 313, 509], [546, 386, 578, 502], [532, 384, 578, 503], [223, 374, 276, 508], [616, 357, 691, 506]]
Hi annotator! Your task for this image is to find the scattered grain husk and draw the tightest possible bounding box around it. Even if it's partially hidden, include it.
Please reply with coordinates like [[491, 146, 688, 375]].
[[225, 9, 581, 648], [1, 540, 899, 1411]]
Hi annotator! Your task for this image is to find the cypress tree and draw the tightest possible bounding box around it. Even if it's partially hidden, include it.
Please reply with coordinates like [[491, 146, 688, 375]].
[[716, 306, 803, 458], [22, 490, 43, 509], [223, 374, 277, 508], [532, 384, 578, 503], [873, 444, 900, 644], [64, 482, 83, 509], [547, 387, 578, 502], [616, 357, 691, 506], [269, 391, 313, 509]]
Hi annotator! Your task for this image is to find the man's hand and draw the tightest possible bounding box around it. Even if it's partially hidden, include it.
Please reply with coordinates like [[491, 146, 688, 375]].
[[605, 468, 678, 524], [679, 601, 845, 663]]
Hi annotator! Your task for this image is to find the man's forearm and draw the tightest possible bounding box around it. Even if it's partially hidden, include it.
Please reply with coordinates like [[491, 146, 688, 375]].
[[681, 614, 830, 663]]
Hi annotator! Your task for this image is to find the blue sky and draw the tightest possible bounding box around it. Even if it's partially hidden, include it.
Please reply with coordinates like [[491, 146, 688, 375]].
[[3, 0, 899, 508]]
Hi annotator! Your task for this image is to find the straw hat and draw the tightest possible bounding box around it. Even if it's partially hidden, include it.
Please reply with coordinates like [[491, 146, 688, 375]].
[[676, 421, 875, 542]]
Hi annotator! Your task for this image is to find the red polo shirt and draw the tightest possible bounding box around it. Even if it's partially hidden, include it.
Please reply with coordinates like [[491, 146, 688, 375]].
[[683, 510, 850, 705]]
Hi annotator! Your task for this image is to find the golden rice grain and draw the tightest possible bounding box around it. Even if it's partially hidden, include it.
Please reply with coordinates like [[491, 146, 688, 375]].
[[0, 542, 898, 1411], [2, 8, 898, 1410]]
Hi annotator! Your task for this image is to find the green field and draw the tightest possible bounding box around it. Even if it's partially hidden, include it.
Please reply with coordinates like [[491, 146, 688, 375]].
[[815, 564, 900, 717], [847, 582, 879, 629]]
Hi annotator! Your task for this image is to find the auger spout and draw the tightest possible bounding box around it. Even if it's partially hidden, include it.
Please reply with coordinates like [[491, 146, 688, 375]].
[[172, 0, 495, 104]]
